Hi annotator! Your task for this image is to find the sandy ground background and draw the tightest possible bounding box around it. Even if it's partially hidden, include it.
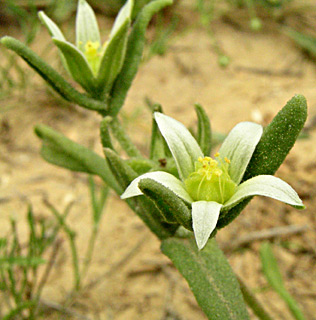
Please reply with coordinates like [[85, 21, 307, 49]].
[[1, 2, 316, 319]]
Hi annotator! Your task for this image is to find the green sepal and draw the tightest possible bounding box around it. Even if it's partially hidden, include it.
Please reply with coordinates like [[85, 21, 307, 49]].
[[217, 94, 307, 228], [96, 20, 129, 95], [103, 148, 177, 239], [125, 158, 155, 175], [0, 37, 107, 112], [100, 116, 114, 150], [34, 125, 121, 194], [195, 103, 212, 156], [138, 178, 192, 230], [108, 0, 173, 116], [149, 104, 166, 160], [103, 147, 138, 190], [161, 237, 250, 320], [52, 38, 99, 96], [149, 104, 172, 161]]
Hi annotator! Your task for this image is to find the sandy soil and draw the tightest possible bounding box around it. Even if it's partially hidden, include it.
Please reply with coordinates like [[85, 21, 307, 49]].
[[1, 3, 316, 319]]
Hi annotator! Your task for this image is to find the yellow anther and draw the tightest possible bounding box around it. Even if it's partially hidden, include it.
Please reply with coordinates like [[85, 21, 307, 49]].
[[214, 152, 220, 157], [84, 41, 100, 57], [224, 157, 231, 164]]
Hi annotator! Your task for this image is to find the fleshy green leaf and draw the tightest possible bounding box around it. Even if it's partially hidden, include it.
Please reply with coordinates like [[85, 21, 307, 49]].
[[96, 20, 129, 95], [195, 103, 212, 156], [76, 0, 101, 51], [0, 37, 107, 112], [52, 38, 98, 95], [161, 237, 250, 320], [121, 171, 193, 203], [35, 125, 121, 194], [218, 94, 307, 229], [111, 0, 133, 38], [108, 0, 173, 117], [154, 112, 203, 180], [219, 122, 263, 185], [192, 201, 222, 250], [223, 175, 304, 210]]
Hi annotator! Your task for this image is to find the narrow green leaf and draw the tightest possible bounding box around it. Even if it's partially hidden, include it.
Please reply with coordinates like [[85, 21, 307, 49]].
[[195, 103, 212, 156], [0, 37, 107, 112], [218, 94, 307, 229], [96, 20, 129, 95], [35, 125, 121, 194], [109, 0, 173, 116], [260, 242, 306, 320], [76, 0, 101, 51], [161, 237, 250, 320], [138, 178, 192, 230], [52, 38, 98, 95]]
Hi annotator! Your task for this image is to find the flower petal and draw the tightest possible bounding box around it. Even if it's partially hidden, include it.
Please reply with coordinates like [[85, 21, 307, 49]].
[[192, 201, 222, 250], [219, 122, 263, 184], [121, 171, 193, 203], [38, 11, 70, 73], [154, 112, 203, 181], [76, 0, 101, 51], [38, 11, 66, 41], [110, 0, 133, 39], [223, 175, 305, 210]]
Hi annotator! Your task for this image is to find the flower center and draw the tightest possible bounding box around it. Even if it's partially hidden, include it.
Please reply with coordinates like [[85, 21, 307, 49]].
[[184, 154, 237, 203], [83, 41, 102, 75]]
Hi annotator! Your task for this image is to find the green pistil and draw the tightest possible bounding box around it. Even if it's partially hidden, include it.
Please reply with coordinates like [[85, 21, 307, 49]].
[[84, 40, 101, 75], [184, 155, 237, 203]]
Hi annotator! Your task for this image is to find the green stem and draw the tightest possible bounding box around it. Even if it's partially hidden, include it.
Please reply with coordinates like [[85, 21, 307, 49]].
[[237, 275, 274, 320], [110, 117, 142, 157], [0, 37, 107, 113]]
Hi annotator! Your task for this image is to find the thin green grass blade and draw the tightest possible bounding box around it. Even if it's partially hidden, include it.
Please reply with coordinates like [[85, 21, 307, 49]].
[[260, 242, 306, 320]]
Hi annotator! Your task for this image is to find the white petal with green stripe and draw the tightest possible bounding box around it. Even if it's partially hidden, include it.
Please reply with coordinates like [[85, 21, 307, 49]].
[[110, 0, 134, 39], [223, 175, 305, 210], [121, 171, 193, 204], [192, 201, 222, 250], [76, 0, 101, 52], [154, 112, 203, 181], [219, 122, 263, 185]]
